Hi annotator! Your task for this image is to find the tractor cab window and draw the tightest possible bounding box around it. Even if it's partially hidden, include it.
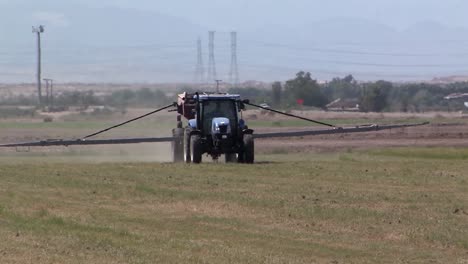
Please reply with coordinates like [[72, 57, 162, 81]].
[[201, 100, 237, 134]]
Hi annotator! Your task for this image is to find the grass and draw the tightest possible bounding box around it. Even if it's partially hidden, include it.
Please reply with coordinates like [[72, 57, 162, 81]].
[[369, 147, 468, 160], [0, 148, 467, 263], [0, 116, 175, 140]]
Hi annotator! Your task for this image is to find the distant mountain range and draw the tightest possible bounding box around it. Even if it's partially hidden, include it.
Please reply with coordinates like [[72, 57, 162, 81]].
[[1, 2, 468, 83]]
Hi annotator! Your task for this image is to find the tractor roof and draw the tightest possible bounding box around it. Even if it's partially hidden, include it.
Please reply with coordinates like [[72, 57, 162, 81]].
[[197, 93, 240, 101]]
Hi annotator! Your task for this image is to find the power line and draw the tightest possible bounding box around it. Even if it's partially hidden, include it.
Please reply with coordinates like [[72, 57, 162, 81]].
[[249, 42, 468, 57], [5, 40, 468, 57]]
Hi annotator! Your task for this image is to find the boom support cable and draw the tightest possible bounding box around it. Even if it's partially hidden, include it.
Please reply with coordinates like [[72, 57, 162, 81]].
[[244, 102, 336, 128], [82, 103, 176, 139]]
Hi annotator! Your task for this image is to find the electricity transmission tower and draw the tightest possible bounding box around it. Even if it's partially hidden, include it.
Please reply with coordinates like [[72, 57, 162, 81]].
[[229, 31, 239, 87], [32, 25, 45, 105], [207, 31, 217, 82], [195, 37, 204, 83]]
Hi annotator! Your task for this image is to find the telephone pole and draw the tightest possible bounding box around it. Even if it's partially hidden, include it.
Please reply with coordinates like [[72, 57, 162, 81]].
[[32, 25, 45, 106]]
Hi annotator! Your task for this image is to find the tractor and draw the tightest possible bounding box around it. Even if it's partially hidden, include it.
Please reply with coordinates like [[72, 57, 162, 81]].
[[172, 92, 253, 164]]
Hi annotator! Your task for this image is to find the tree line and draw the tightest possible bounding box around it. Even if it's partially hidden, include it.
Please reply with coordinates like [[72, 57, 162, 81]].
[[233, 71, 468, 112], [1, 73, 468, 113], [0, 88, 171, 109]]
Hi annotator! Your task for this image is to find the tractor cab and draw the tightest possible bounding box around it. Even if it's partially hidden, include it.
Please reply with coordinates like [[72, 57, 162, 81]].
[[200, 96, 239, 136]]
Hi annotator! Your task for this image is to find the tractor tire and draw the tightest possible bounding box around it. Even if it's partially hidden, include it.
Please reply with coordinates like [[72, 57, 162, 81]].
[[190, 134, 203, 164], [172, 128, 184, 163], [225, 153, 237, 163], [243, 134, 254, 164], [184, 128, 192, 163]]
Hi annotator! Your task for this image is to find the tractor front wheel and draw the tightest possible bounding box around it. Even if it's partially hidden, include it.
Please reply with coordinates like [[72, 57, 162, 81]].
[[242, 134, 254, 164]]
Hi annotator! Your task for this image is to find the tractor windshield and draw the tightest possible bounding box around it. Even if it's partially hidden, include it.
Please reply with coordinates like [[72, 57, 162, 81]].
[[201, 100, 237, 134]]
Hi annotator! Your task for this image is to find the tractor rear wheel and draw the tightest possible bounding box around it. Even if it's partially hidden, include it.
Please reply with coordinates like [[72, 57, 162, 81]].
[[190, 134, 203, 164], [243, 134, 254, 164], [184, 128, 192, 163], [172, 128, 184, 162]]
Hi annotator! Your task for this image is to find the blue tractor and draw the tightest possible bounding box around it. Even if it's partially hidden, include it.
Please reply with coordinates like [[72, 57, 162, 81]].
[[173, 92, 254, 164]]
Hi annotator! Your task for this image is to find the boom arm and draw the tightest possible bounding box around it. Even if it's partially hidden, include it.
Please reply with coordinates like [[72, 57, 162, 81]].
[[254, 122, 429, 139], [0, 103, 177, 148], [0, 137, 174, 148], [244, 100, 428, 138], [244, 101, 336, 127]]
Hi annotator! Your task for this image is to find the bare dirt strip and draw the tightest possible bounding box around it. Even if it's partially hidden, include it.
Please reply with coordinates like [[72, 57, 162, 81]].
[[255, 123, 468, 153]]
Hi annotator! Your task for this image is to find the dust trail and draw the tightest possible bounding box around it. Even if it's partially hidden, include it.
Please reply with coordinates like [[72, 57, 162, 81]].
[[0, 143, 173, 164], [72, 143, 174, 163]]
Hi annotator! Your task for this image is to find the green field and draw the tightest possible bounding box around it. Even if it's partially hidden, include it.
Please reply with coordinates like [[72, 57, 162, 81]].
[[0, 148, 468, 263]]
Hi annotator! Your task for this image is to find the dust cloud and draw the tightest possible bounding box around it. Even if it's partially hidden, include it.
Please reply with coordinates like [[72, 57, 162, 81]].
[[0, 143, 174, 164]]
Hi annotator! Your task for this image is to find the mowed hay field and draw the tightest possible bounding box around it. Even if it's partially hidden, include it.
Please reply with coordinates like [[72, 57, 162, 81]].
[[0, 149, 468, 263]]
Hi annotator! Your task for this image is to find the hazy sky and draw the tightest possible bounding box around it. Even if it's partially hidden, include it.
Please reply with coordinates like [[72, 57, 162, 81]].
[[86, 0, 468, 30], [2, 0, 468, 82], [3, 0, 468, 30]]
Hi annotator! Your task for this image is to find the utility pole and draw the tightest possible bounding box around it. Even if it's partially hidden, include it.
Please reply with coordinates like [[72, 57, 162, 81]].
[[215, 79, 222, 93], [207, 31, 217, 82], [229, 31, 239, 87], [32, 25, 45, 106]]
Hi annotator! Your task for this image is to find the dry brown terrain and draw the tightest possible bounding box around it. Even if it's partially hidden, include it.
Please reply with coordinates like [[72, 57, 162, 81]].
[[256, 123, 468, 153]]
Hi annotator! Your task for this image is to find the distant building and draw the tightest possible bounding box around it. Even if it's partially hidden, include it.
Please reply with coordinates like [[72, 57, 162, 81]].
[[325, 98, 360, 112], [431, 75, 468, 84]]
